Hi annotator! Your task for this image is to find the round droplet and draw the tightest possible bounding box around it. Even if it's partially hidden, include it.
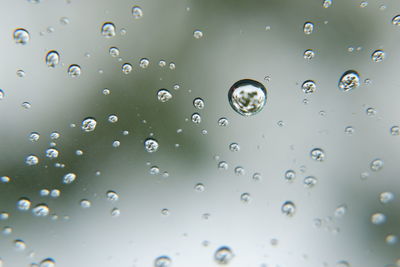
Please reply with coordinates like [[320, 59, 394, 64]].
[[81, 117, 97, 132], [50, 132, 60, 140], [149, 166, 160, 175], [154, 256, 171, 267], [392, 15, 400, 25], [157, 89, 172, 102], [302, 80, 316, 94], [14, 29, 30, 45], [303, 49, 315, 60], [106, 191, 119, 202], [14, 240, 26, 251], [338, 70, 360, 92], [169, 63, 176, 70], [1, 176, 10, 183], [228, 79, 267, 116], [193, 30, 203, 39], [26, 155, 39, 166], [193, 98, 205, 109], [109, 47, 120, 57], [303, 22, 314, 35], [108, 114, 118, 123], [380, 192, 395, 204], [360, 1, 368, 7], [284, 170, 296, 182], [32, 204, 49, 217], [371, 213, 386, 225], [191, 113, 201, 124], [194, 183, 205, 192], [214, 246, 234, 265], [229, 143, 240, 152], [29, 132, 40, 142], [234, 166, 245, 176], [122, 63, 132, 74], [334, 204, 348, 218], [336, 261, 350, 267], [17, 198, 31, 211], [240, 193, 251, 203], [371, 50, 385, 62], [344, 126, 355, 135], [132, 6, 143, 19], [385, 234, 398, 245], [252, 172, 262, 181], [45, 148, 59, 159], [310, 148, 325, 161], [63, 173, 76, 184], [139, 58, 150, 68], [45, 51, 60, 68], [218, 161, 228, 170], [304, 176, 318, 188], [390, 126, 399, 136], [80, 199, 91, 208], [68, 65, 81, 77], [0, 212, 9, 220], [101, 22, 116, 38], [281, 201, 296, 217], [218, 117, 229, 126], [39, 258, 56, 267], [16, 70, 26, 78], [322, 0, 332, 8], [50, 189, 60, 198], [370, 159, 383, 171], [144, 138, 159, 153]]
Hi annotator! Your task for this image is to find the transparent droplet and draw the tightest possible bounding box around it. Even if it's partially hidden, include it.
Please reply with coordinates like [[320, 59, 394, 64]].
[[229, 143, 240, 152], [303, 22, 314, 35], [214, 246, 234, 265], [109, 47, 120, 57], [0, 176, 10, 183], [194, 183, 205, 192], [334, 204, 348, 218], [366, 107, 376, 116], [380, 192, 395, 204], [191, 113, 201, 124], [157, 89, 172, 102], [338, 70, 360, 92], [392, 15, 400, 25], [50, 132, 60, 140], [228, 79, 267, 116], [3, 226, 13, 235], [17, 198, 31, 211], [284, 170, 296, 182], [360, 1, 368, 8], [281, 201, 296, 217], [302, 80, 316, 94], [45, 51, 60, 68], [149, 166, 160, 175], [158, 60, 166, 67], [14, 240, 26, 251], [371, 50, 385, 62], [370, 159, 383, 171], [32, 204, 50, 217], [218, 117, 229, 126], [154, 256, 171, 267], [101, 22, 116, 38], [106, 191, 119, 202], [310, 148, 325, 161], [218, 161, 228, 170], [112, 140, 120, 147], [385, 234, 398, 245], [161, 209, 170, 216], [344, 126, 355, 135], [16, 70, 26, 78], [26, 155, 39, 166], [234, 166, 245, 176], [39, 258, 56, 267], [193, 98, 205, 109], [80, 199, 91, 208], [390, 126, 399, 136], [122, 63, 132, 74], [62, 173, 76, 184], [169, 62, 176, 70], [45, 148, 59, 159], [303, 176, 318, 188], [67, 65, 81, 77], [322, 0, 332, 8], [132, 6, 143, 19], [303, 49, 315, 60], [139, 58, 150, 68], [108, 114, 118, 123], [240, 193, 251, 203], [371, 213, 386, 225], [0, 212, 9, 220], [50, 189, 60, 198], [144, 138, 159, 153], [81, 117, 97, 132], [193, 30, 203, 39], [28, 132, 40, 142], [14, 29, 30, 45]]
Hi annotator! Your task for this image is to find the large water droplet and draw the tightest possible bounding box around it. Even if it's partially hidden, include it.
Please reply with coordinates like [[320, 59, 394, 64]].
[[338, 71, 360, 92], [63, 173, 76, 184], [13, 29, 30, 45], [302, 80, 316, 94], [371, 50, 385, 62], [81, 117, 97, 132], [132, 6, 143, 19], [392, 15, 400, 25], [228, 79, 267, 116], [25, 155, 39, 166], [17, 198, 31, 211], [281, 201, 296, 216], [39, 258, 56, 267], [310, 148, 325, 161], [101, 22, 116, 38], [157, 89, 172, 102], [214, 246, 234, 265], [303, 22, 314, 35], [45, 51, 60, 68], [144, 138, 159, 153], [68, 65, 81, 77], [32, 204, 50, 217], [371, 213, 386, 225]]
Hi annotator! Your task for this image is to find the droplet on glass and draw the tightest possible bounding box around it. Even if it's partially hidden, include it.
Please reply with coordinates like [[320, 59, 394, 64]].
[[228, 79, 267, 116], [45, 148, 59, 159], [303, 176, 318, 188], [81, 117, 97, 132], [338, 70, 360, 92], [139, 58, 150, 68], [371, 50, 385, 62], [154, 256, 171, 267], [14, 29, 30, 45], [193, 98, 205, 109], [302, 80, 316, 94], [17, 198, 31, 211], [106, 191, 119, 202], [392, 15, 400, 25], [29, 132, 40, 142], [390, 126, 400, 136], [109, 47, 120, 57], [68, 65, 81, 77], [193, 30, 203, 39], [122, 63, 132, 74], [144, 138, 159, 153], [80, 199, 91, 208], [32, 204, 50, 217], [370, 159, 383, 171], [371, 213, 386, 225], [284, 170, 296, 182], [281, 201, 296, 217], [62, 173, 76, 184], [303, 49, 315, 60], [303, 22, 314, 35], [240, 193, 251, 203], [234, 166, 245, 176], [310, 148, 325, 161], [157, 89, 172, 102], [322, 0, 332, 8], [191, 113, 201, 124], [101, 22, 116, 38], [334, 204, 348, 218], [39, 258, 56, 267], [218, 117, 229, 126], [229, 142, 240, 152], [379, 192, 395, 204], [132, 6, 143, 19], [214, 246, 234, 265], [25, 155, 39, 166], [45, 51, 60, 68]]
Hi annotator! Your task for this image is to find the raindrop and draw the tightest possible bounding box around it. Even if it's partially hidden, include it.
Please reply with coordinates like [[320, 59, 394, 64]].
[[26, 155, 39, 166], [379, 192, 394, 204], [122, 63, 132, 74], [157, 89, 172, 102], [109, 47, 120, 57], [228, 79, 267, 116], [80, 199, 91, 208], [45, 51, 60, 68], [132, 6, 143, 19], [303, 49, 315, 60], [32, 204, 50, 217], [385, 234, 398, 245], [390, 126, 399, 136], [39, 258, 56, 267], [144, 138, 159, 153], [191, 113, 201, 124], [16, 70, 26, 78], [67, 65, 81, 77], [139, 58, 150, 68], [194, 183, 205, 192], [218, 161, 228, 170], [14, 240, 26, 251], [360, 1, 368, 8], [218, 117, 229, 126], [154, 256, 171, 267], [392, 15, 400, 25], [229, 143, 240, 152], [302, 80, 316, 94], [334, 204, 348, 218], [234, 166, 245, 176], [50, 132, 60, 140], [322, 0, 332, 8], [371, 213, 386, 225], [0, 176, 10, 183], [371, 50, 385, 62], [45, 148, 59, 159], [149, 166, 160, 175], [338, 70, 360, 92], [193, 98, 205, 109], [81, 117, 97, 132], [17, 198, 31, 211], [310, 148, 325, 161], [370, 159, 383, 171], [106, 191, 119, 202], [13, 29, 30, 44], [285, 170, 296, 182], [240, 193, 251, 203], [366, 107, 376, 116], [158, 60, 166, 67], [281, 201, 296, 217], [193, 30, 203, 39], [344, 126, 355, 135], [50, 189, 60, 198], [303, 22, 314, 35], [62, 173, 76, 184], [101, 22, 116, 38], [303, 176, 318, 188], [108, 114, 118, 123], [214, 246, 234, 265]]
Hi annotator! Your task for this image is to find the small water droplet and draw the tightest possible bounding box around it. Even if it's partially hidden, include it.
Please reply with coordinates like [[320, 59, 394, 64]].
[[193, 30, 203, 39], [281, 201, 296, 217], [214, 246, 234, 265], [45, 51, 60, 68], [154, 256, 171, 267], [284, 170, 296, 182], [139, 58, 150, 68], [39, 258, 56, 267], [106, 191, 119, 202], [344, 126, 355, 135], [122, 63, 132, 74], [109, 47, 120, 57], [101, 22, 116, 38], [234, 166, 245, 176], [338, 70, 360, 91], [132, 6, 143, 19], [80, 199, 91, 208], [191, 113, 201, 124], [218, 161, 228, 170], [144, 138, 159, 153], [310, 148, 325, 161], [194, 183, 205, 192], [322, 0, 332, 8], [68, 65, 81, 77], [193, 98, 205, 109], [303, 49, 315, 60], [81, 117, 97, 132], [360, 1, 368, 8], [385, 234, 398, 245], [14, 29, 30, 44], [45, 148, 59, 159], [392, 15, 400, 25], [229, 143, 240, 152], [371, 213, 386, 225], [218, 117, 229, 126], [157, 89, 172, 102], [334, 204, 348, 218], [371, 50, 385, 62], [380, 192, 395, 204], [26, 155, 39, 165], [370, 159, 383, 171], [17, 198, 31, 211], [390, 126, 400, 136], [240, 193, 251, 203], [62, 173, 76, 184], [303, 176, 318, 188], [302, 80, 316, 94], [29, 132, 40, 142], [32, 204, 49, 217], [228, 79, 267, 116], [303, 22, 314, 35], [14, 240, 26, 251]]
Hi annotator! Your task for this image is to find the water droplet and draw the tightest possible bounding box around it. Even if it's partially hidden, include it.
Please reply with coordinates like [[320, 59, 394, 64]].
[[0, 212, 9, 220], [81, 117, 97, 132], [338, 71, 360, 91], [139, 58, 150, 68], [234, 166, 245, 176], [39, 258, 56, 267], [302, 80, 316, 94], [218, 117, 229, 126], [360, 1, 368, 8], [50, 132, 60, 140], [214, 246, 234, 265], [371, 213, 386, 225], [101, 22, 116, 38], [109, 47, 119, 57], [281, 201, 296, 217], [310, 148, 325, 161], [144, 138, 159, 153], [284, 170, 296, 182], [193, 30, 203, 39], [344, 126, 355, 135], [169, 62, 176, 70], [108, 114, 118, 123], [14, 29, 30, 44], [103, 88, 111, 95], [45, 50, 60, 68], [228, 79, 267, 116], [75, 150, 83, 156], [50, 189, 60, 198], [67, 64, 81, 77], [371, 50, 385, 62], [40, 189, 50, 197], [158, 60, 166, 67], [303, 22, 314, 35], [191, 113, 201, 124], [28, 132, 39, 142], [149, 166, 160, 175], [26, 155, 39, 165], [240, 193, 251, 203], [80, 199, 91, 208], [45, 148, 59, 159], [157, 89, 172, 102], [218, 161, 228, 170], [62, 173, 76, 184], [322, 0, 332, 8], [390, 126, 399, 136], [370, 159, 383, 171], [0, 176, 10, 183], [380, 192, 394, 204], [17, 198, 31, 211], [154, 256, 171, 267], [385, 234, 398, 245], [334, 204, 348, 218], [193, 98, 205, 109], [161, 209, 170, 216], [392, 15, 400, 25], [122, 63, 132, 74], [2, 226, 12, 235], [32, 204, 49, 217], [0, 89, 4, 100], [14, 240, 26, 251], [194, 183, 205, 192], [16, 69, 26, 78], [304, 176, 318, 188], [112, 140, 120, 147], [303, 49, 315, 60], [106, 191, 119, 202], [132, 6, 143, 19]]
